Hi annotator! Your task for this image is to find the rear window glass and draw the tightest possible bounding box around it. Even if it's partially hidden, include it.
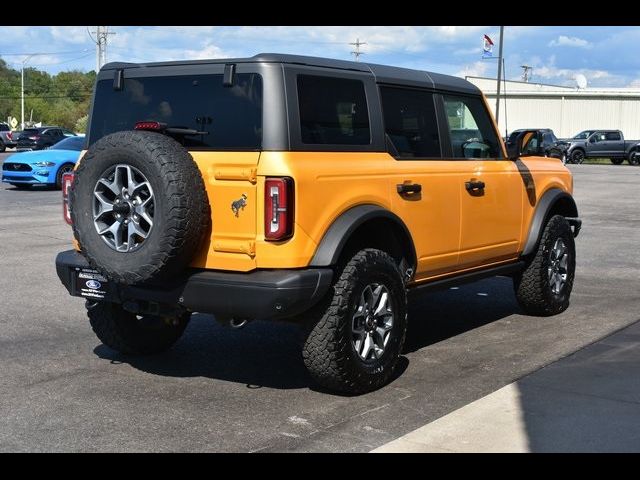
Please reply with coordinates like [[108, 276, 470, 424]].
[[89, 73, 263, 150], [380, 86, 441, 158], [605, 131, 621, 141], [297, 75, 370, 145], [0, 124, 9, 131]]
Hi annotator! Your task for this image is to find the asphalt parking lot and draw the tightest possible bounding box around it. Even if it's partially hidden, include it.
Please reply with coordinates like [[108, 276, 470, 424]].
[[0, 153, 638, 452]]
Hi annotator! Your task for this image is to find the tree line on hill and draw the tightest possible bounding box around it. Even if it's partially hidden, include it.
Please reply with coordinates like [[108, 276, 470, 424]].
[[0, 58, 95, 132]]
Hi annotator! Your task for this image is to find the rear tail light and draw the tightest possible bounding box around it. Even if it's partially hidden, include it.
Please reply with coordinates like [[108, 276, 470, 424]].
[[264, 177, 294, 241], [62, 172, 74, 225], [7, 132, 12, 140], [134, 121, 166, 131], [29, 135, 38, 140]]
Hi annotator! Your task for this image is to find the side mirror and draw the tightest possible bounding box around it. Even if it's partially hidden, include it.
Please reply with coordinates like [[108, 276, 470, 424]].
[[507, 130, 543, 160]]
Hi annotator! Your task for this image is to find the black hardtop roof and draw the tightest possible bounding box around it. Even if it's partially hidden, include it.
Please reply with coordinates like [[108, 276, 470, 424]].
[[101, 53, 479, 95], [510, 128, 555, 133]]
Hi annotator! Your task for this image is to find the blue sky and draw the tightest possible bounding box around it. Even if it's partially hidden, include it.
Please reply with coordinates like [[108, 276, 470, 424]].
[[1, 26, 639, 88]]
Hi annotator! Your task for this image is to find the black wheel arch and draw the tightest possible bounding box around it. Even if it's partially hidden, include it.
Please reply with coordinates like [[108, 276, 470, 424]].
[[309, 204, 417, 279], [522, 188, 579, 257]]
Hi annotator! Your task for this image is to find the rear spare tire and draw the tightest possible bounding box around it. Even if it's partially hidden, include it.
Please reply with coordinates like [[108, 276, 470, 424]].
[[70, 130, 209, 285]]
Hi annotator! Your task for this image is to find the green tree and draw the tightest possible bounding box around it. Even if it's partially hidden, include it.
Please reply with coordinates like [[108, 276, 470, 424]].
[[75, 114, 88, 133], [0, 58, 95, 129]]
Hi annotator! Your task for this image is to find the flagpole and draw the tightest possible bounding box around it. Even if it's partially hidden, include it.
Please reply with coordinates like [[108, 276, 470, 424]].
[[495, 26, 504, 126]]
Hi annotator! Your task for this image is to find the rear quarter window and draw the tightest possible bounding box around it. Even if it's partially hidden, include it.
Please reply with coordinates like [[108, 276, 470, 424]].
[[297, 75, 370, 145]]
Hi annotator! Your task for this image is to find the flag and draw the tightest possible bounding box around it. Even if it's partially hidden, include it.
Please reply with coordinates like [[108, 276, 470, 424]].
[[482, 34, 494, 58]]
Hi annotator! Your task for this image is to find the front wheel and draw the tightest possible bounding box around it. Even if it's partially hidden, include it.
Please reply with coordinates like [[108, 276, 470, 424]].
[[302, 249, 408, 394], [514, 215, 576, 316], [55, 163, 75, 189], [611, 158, 624, 165], [570, 149, 585, 164], [87, 301, 190, 355]]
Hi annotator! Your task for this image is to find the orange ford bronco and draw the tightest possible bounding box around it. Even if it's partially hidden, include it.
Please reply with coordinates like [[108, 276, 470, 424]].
[[56, 54, 581, 393]]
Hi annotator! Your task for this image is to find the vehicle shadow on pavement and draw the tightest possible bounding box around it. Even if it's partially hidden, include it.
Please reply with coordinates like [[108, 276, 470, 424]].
[[403, 276, 521, 353], [94, 276, 520, 391], [94, 316, 313, 390]]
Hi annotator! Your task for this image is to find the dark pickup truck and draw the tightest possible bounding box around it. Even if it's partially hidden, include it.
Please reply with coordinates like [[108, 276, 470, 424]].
[[554, 130, 640, 165]]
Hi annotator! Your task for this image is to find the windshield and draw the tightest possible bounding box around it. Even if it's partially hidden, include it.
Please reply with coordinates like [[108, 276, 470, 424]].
[[52, 135, 85, 151], [88, 73, 263, 150], [573, 130, 595, 139]]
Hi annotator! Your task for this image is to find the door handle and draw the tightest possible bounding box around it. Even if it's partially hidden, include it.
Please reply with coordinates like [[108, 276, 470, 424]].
[[465, 180, 485, 192], [397, 183, 422, 195]]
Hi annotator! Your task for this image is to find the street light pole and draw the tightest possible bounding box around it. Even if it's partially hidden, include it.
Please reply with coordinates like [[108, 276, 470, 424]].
[[21, 54, 35, 131]]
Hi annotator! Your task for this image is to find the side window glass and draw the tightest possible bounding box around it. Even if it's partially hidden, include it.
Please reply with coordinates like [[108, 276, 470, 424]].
[[605, 132, 621, 141], [443, 95, 502, 159], [379, 87, 441, 159], [297, 75, 370, 145]]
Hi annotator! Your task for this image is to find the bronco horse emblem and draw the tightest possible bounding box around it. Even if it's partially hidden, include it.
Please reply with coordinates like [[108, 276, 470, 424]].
[[231, 194, 248, 217]]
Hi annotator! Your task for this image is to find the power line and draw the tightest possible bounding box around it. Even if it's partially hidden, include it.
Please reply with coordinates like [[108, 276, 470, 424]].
[[28, 52, 94, 68], [0, 49, 90, 57], [0, 94, 92, 99], [349, 38, 367, 62]]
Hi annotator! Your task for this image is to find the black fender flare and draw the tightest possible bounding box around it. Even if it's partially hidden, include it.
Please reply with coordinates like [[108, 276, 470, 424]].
[[522, 188, 579, 256], [309, 204, 417, 270]]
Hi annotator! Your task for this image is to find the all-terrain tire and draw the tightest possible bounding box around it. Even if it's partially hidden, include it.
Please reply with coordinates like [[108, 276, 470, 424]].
[[87, 301, 190, 355], [70, 131, 210, 285], [302, 249, 407, 394], [513, 215, 576, 316]]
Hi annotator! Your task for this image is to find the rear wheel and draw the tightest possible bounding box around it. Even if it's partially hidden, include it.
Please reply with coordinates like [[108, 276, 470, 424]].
[[55, 163, 75, 189], [87, 301, 190, 355], [514, 215, 576, 316], [628, 152, 640, 166], [302, 249, 407, 394]]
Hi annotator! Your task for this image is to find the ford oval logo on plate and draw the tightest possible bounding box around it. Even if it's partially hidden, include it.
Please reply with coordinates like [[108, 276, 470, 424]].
[[86, 280, 101, 290]]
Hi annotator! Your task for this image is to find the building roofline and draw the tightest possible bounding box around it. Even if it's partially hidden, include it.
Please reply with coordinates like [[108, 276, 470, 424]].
[[465, 75, 575, 90]]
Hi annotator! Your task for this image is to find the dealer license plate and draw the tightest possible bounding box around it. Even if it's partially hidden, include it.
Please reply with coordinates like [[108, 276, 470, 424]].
[[72, 268, 110, 300]]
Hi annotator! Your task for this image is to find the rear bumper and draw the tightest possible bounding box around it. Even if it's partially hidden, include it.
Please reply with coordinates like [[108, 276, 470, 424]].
[[55, 250, 333, 321]]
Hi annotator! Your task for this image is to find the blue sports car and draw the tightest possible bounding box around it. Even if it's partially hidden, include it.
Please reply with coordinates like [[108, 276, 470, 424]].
[[2, 135, 85, 189]]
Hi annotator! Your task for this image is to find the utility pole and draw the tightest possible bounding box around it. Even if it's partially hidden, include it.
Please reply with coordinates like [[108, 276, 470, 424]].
[[90, 26, 116, 72], [350, 38, 367, 62], [520, 65, 533, 82], [495, 26, 504, 126]]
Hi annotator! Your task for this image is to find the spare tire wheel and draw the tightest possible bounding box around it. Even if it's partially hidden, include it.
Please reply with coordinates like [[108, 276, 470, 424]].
[[70, 130, 210, 285]]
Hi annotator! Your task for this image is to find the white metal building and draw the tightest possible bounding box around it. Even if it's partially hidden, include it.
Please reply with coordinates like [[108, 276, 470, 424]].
[[466, 76, 640, 139]]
